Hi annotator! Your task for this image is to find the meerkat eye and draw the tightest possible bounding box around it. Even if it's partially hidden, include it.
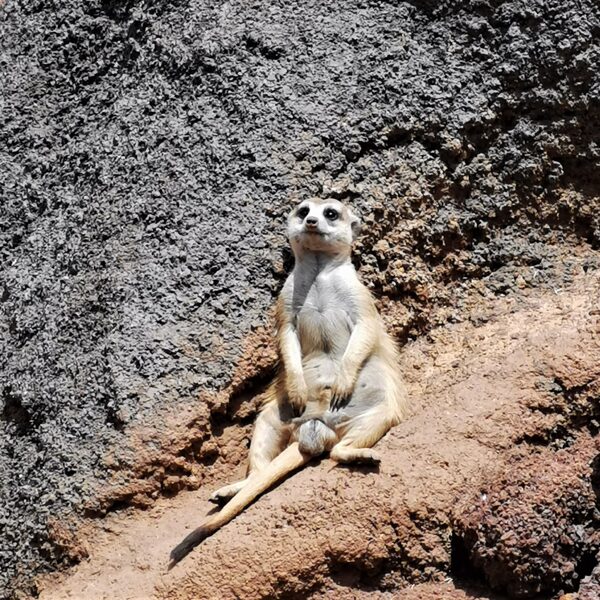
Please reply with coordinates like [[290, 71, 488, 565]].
[[297, 206, 310, 219], [323, 208, 339, 221]]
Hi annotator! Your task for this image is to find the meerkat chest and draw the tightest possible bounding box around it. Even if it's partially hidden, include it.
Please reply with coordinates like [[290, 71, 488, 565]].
[[293, 275, 358, 355]]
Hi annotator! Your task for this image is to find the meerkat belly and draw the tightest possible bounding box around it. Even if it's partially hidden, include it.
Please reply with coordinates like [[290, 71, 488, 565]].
[[301, 351, 336, 393], [296, 305, 353, 416], [298, 352, 337, 417], [296, 305, 354, 357]]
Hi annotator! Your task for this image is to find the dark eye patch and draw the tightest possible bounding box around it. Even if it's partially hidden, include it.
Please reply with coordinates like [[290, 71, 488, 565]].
[[297, 206, 309, 219], [324, 208, 339, 220]]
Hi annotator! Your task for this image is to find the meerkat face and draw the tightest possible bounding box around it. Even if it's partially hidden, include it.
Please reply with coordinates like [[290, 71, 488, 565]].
[[287, 199, 360, 255]]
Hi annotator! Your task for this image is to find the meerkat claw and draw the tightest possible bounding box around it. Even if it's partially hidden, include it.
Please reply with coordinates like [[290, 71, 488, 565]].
[[330, 393, 350, 411]]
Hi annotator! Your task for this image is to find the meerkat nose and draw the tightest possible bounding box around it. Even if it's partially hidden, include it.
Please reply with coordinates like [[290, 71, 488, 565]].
[[306, 216, 318, 226]]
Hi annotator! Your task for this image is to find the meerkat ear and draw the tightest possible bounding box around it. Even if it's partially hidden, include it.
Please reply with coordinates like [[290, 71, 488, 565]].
[[349, 210, 361, 240]]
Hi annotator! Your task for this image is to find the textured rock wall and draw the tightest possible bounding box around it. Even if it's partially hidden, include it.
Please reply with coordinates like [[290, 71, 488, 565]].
[[1, 0, 599, 596]]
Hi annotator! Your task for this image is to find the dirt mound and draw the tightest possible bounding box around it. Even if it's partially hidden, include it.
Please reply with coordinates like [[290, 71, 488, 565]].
[[454, 438, 600, 598], [37, 264, 600, 599]]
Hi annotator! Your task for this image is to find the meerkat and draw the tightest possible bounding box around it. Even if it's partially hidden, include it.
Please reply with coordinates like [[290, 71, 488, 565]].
[[169, 198, 407, 567]]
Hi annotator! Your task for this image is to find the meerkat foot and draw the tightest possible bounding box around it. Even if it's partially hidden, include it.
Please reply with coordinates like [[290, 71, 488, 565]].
[[330, 447, 381, 465], [209, 479, 248, 505]]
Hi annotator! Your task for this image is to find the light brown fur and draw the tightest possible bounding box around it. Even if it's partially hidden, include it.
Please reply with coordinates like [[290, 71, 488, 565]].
[[170, 199, 407, 567]]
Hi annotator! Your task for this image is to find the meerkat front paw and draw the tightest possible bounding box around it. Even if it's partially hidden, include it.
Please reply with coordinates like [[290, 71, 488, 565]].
[[286, 375, 309, 416], [330, 370, 356, 410]]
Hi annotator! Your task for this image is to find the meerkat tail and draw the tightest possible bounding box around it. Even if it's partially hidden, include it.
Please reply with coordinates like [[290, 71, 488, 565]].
[[169, 442, 311, 568]]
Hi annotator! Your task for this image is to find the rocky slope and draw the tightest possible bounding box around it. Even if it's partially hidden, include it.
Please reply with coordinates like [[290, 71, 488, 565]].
[[37, 265, 600, 599], [1, 0, 599, 598]]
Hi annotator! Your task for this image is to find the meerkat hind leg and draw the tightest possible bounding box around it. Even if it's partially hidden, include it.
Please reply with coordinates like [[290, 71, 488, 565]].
[[329, 402, 392, 465], [208, 479, 249, 505], [209, 400, 290, 504], [330, 443, 381, 465], [329, 356, 398, 465], [329, 416, 387, 465]]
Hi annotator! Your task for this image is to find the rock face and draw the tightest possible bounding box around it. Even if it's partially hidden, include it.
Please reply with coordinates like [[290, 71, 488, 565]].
[[1, 0, 599, 598]]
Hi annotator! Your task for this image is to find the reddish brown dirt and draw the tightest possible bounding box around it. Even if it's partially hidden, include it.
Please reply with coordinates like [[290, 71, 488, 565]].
[[80, 323, 279, 518], [38, 263, 600, 600]]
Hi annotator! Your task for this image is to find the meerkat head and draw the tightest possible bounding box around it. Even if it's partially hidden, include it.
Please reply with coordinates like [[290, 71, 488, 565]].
[[287, 198, 360, 256]]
